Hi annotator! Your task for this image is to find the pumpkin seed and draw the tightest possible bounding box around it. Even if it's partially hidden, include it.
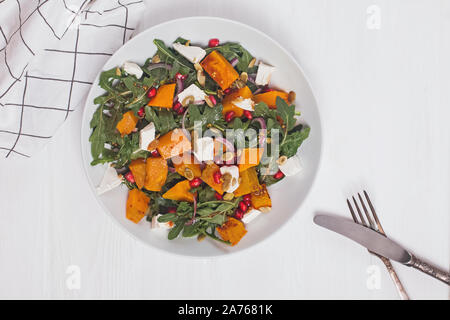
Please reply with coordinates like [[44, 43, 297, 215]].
[[240, 72, 248, 83], [184, 167, 194, 180], [197, 234, 206, 242], [222, 173, 232, 191], [204, 95, 214, 108], [182, 95, 195, 106], [248, 58, 256, 68], [232, 79, 245, 89], [259, 206, 272, 213], [197, 70, 206, 87], [185, 40, 191, 46], [152, 54, 161, 63], [288, 91, 296, 104], [115, 67, 121, 76], [217, 89, 224, 99], [277, 155, 288, 166], [223, 193, 234, 201], [194, 63, 203, 72]]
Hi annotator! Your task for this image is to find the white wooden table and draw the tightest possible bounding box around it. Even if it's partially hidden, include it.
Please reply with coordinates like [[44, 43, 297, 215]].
[[0, 0, 448, 299]]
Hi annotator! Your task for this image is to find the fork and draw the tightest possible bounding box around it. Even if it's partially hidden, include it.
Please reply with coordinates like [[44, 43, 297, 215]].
[[346, 190, 410, 300]]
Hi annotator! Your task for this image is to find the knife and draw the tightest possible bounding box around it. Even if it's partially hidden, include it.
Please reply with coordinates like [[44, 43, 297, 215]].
[[314, 214, 450, 285]]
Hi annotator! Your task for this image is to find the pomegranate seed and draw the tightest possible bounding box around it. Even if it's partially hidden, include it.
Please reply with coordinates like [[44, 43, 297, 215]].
[[167, 207, 177, 213], [173, 101, 182, 112], [208, 38, 219, 47], [189, 178, 203, 188], [224, 88, 232, 95], [124, 172, 135, 183], [238, 201, 248, 213], [234, 208, 244, 220], [262, 86, 274, 93], [175, 72, 186, 80], [147, 87, 157, 98], [243, 194, 251, 202], [137, 107, 145, 117], [176, 106, 185, 115], [213, 171, 222, 184], [225, 111, 235, 122], [214, 192, 223, 200], [208, 95, 217, 106], [274, 169, 284, 179], [150, 149, 160, 157], [243, 110, 253, 120], [245, 199, 252, 208]]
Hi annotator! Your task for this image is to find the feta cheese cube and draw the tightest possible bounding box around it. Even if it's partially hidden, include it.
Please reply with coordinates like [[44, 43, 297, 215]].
[[139, 122, 156, 151], [173, 43, 206, 63], [151, 215, 174, 229], [232, 97, 255, 111], [219, 165, 240, 193], [242, 209, 261, 224], [96, 165, 122, 195], [122, 61, 143, 78], [279, 154, 303, 176], [177, 84, 206, 103], [193, 136, 214, 161], [255, 61, 276, 86]]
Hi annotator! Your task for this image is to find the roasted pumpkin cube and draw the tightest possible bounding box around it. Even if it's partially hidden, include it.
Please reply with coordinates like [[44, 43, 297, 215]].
[[162, 180, 195, 202], [253, 90, 289, 108], [147, 83, 176, 108], [172, 153, 202, 179], [216, 217, 247, 246], [116, 111, 138, 136], [250, 184, 272, 210], [201, 162, 224, 194], [222, 86, 253, 117], [126, 188, 150, 223], [233, 167, 261, 197], [200, 50, 239, 90], [144, 156, 168, 191], [237, 148, 264, 172], [157, 129, 191, 159], [128, 158, 146, 189]]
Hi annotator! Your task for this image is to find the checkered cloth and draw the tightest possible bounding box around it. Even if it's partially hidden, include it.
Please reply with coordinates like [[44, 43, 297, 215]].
[[0, 0, 145, 158]]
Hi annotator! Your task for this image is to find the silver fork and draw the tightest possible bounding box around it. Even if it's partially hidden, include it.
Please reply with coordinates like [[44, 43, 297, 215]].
[[347, 190, 409, 300]]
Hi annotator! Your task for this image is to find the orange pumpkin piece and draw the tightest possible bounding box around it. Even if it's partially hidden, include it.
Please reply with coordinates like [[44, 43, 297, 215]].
[[222, 86, 253, 117], [162, 180, 195, 202], [200, 162, 224, 194], [250, 184, 272, 210], [144, 156, 168, 191], [126, 188, 150, 224], [233, 167, 261, 197], [147, 83, 176, 108], [172, 153, 202, 179], [116, 111, 138, 136], [216, 217, 247, 246], [253, 90, 289, 108], [237, 148, 264, 172], [157, 129, 191, 159], [128, 159, 146, 189], [147, 139, 159, 152], [200, 50, 239, 90]]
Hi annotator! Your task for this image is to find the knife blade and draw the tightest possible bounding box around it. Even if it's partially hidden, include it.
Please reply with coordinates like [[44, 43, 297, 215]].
[[313, 214, 412, 264]]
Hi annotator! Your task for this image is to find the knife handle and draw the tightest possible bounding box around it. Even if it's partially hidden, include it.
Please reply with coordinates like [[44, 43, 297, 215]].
[[407, 254, 450, 285]]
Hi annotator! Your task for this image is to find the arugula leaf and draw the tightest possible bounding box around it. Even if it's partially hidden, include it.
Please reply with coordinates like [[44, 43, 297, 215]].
[[168, 220, 186, 240], [276, 97, 296, 131], [153, 39, 193, 71], [253, 102, 277, 120], [280, 125, 310, 158]]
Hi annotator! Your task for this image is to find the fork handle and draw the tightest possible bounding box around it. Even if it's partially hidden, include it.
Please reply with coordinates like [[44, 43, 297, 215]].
[[378, 255, 409, 300], [406, 254, 450, 285]]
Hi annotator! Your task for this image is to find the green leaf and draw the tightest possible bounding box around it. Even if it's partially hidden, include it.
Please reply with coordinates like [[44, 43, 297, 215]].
[[157, 213, 177, 223], [280, 126, 310, 158], [276, 97, 296, 131], [182, 223, 199, 237], [153, 39, 193, 71], [168, 220, 186, 240]]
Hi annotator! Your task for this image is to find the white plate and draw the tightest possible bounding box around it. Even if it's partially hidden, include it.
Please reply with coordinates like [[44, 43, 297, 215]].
[[81, 17, 322, 257]]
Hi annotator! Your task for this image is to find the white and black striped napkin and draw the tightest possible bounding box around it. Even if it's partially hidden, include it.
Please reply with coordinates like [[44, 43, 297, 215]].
[[0, 0, 145, 158]]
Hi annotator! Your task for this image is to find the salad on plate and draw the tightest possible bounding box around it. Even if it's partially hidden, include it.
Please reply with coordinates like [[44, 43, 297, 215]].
[[90, 37, 310, 246]]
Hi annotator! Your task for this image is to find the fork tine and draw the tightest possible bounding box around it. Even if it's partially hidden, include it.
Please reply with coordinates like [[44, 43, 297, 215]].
[[352, 196, 367, 226], [363, 190, 386, 235], [346, 199, 358, 223], [358, 193, 376, 229]]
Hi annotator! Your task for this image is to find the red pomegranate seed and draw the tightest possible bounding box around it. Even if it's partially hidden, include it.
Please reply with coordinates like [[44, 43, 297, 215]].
[[176, 106, 185, 115], [173, 101, 182, 112], [224, 88, 232, 95], [243, 110, 253, 120], [234, 208, 244, 220], [137, 107, 145, 117], [214, 192, 223, 200], [274, 169, 284, 179], [175, 72, 186, 80], [167, 207, 177, 213], [245, 199, 252, 208], [208, 38, 219, 47], [189, 177, 203, 188], [238, 201, 248, 213], [124, 172, 135, 183], [213, 170, 222, 184], [150, 149, 160, 157], [225, 111, 235, 122], [147, 87, 157, 98], [243, 194, 251, 202], [208, 95, 217, 106]]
